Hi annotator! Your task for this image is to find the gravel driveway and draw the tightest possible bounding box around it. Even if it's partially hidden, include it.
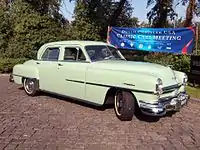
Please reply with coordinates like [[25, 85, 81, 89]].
[[0, 75, 200, 150]]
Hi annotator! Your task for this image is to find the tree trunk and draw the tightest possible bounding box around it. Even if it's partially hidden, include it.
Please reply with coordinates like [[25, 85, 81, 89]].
[[109, 0, 126, 26], [153, 0, 172, 28], [154, 9, 168, 28], [184, 0, 195, 27]]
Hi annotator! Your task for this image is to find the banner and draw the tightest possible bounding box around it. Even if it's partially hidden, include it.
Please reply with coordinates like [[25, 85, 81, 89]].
[[107, 26, 196, 54]]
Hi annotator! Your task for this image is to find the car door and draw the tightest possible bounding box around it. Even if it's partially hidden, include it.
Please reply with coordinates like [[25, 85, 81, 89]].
[[36, 46, 61, 93], [57, 46, 89, 100]]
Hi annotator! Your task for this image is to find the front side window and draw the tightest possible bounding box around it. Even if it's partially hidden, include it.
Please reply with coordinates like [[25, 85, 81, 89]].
[[41, 47, 60, 61], [64, 47, 86, 61], [85, 45, 123, 62]]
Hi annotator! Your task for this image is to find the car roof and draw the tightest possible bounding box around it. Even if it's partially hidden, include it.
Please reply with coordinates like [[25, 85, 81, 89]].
[[37, 40, 116, 60], [42, 40, 113, 47]]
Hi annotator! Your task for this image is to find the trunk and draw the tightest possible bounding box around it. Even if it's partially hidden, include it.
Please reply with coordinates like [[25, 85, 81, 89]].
[[154, 10, 168, 28], [184, 0, 195, 27], [154, 0, 173, 28], [109, 0, 126, 26]]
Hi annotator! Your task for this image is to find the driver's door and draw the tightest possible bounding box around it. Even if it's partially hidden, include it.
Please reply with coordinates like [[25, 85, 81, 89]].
[[57, 46, 89, 100]]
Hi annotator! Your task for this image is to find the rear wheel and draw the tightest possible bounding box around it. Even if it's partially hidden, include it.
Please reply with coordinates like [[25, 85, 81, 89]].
[[23, 78, 39, 96], [114, 90, 135, 121]]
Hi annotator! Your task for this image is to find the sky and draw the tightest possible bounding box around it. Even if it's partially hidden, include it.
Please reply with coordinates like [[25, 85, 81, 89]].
[[60, 0, 200, 23]]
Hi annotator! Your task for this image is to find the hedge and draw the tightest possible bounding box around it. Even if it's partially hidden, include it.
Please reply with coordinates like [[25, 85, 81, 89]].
[[0, 52, 191, 74], [121, 50, 191, 73], [144, 53, 191, 73], [0, 58, 28, 73]]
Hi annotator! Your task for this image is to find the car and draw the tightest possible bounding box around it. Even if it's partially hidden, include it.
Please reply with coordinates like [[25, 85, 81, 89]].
[[10, 40, 189, 121]]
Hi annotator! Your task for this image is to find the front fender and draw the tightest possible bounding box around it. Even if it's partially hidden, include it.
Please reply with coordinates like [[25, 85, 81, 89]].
[[85, 68, 159, 105], [87, 68, 158, 92], [173, 70, 185, 84]]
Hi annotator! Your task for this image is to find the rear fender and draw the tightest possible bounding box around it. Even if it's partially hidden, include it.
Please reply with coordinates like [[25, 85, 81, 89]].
[[12, 64, 39, 84]]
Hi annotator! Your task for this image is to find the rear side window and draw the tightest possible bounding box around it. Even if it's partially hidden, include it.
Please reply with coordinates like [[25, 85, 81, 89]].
[[41, 47, 60, 61], [64, 47, 86, 61]]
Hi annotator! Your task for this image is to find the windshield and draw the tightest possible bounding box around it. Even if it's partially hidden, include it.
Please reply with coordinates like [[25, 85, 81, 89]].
[[85, 45, 124, 62]]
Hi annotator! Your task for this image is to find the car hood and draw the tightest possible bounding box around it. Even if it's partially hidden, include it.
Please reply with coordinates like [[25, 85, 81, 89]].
[[91, 60, 179, 87]]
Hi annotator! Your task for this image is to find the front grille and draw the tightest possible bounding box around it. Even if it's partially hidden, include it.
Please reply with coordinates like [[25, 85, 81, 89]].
[[162, 84, 181, 94]]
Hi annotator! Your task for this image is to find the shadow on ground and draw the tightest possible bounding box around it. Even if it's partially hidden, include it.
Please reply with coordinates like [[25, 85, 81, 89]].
[[19, 87, 177, 123]]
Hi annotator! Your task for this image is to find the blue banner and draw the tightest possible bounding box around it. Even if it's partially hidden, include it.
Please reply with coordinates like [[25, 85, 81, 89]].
[[107, 26, 196, 54]]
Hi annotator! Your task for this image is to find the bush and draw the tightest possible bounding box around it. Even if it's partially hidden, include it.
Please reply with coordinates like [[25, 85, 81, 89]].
[[144, 53, 191, 73], [0, 58, 28, 73]]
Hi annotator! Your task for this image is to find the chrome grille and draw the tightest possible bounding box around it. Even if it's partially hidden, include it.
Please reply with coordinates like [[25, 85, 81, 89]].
[[162, 84, 181, 94]]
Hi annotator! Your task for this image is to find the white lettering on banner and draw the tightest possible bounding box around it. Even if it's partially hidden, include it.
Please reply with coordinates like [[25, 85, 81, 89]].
[[121, 30, 127, 34], [116, 33, 182, 41], [119, 30, 178, 35], [177, 36, 181, 40], [164, 31, 176, 35]]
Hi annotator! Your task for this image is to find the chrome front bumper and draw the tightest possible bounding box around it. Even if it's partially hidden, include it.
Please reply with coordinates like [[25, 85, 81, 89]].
[[139, 92, 190, 116]]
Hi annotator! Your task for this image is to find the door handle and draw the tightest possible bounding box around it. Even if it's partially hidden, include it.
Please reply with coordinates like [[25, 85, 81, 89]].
[[36, 62, 40, 64], [58, 63, 63, 66]]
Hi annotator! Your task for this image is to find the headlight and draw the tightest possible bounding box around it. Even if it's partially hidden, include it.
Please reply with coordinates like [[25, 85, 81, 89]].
[[183, 74, 188, 85], [154, 78, 163, 95]]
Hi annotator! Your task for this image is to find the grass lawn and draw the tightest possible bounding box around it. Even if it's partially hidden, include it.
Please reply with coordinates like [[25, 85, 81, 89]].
[[186, 85, 200, 99]]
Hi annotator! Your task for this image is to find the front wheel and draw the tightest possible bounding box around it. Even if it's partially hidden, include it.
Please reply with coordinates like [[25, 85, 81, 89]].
[[114, 90, 135, 121], [23, 78, 39, 96]]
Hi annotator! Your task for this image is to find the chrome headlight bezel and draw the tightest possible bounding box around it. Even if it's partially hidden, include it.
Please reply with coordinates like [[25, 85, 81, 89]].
[[154, 78, 163, 95], [183, 74, 188, 85]]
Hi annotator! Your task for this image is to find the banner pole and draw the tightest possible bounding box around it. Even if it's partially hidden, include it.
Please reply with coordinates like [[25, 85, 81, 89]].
[[106, 26, 110, 43], [196, 24, 199, 55]]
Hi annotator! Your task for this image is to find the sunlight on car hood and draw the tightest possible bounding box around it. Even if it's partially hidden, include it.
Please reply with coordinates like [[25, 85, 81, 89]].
[[91, 60, 179, 86]]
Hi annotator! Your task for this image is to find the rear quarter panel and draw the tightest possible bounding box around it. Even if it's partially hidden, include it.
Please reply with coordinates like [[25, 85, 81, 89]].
[[12, 60, 39, 84]]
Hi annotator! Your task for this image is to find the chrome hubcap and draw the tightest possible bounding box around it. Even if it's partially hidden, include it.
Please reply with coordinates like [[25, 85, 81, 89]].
[[114, 91, 124, 116], [24, 79, 34, 94]]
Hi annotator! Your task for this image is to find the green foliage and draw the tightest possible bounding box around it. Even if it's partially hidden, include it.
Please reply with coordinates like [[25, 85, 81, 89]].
[[2, 0, 68, 59], [0, 57, 28, 73], [147, 0, 177, 27], [71, 18, 102, 41], [0, 7, 12, 56], [70, 1, 101, 40], [71, 0, 137, 41], [144, 53, 191, 73]]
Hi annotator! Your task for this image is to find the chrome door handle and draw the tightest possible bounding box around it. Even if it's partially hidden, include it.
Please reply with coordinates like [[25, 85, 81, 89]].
[[58, 63, 63, 66]]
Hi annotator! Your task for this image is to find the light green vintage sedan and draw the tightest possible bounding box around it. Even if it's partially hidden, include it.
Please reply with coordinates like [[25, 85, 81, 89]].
[[10, 40, 189, 121]]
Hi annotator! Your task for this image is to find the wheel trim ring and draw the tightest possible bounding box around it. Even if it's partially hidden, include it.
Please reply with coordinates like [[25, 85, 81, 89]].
[[24, 79, 34, 94], [114, 91, 123, 116]]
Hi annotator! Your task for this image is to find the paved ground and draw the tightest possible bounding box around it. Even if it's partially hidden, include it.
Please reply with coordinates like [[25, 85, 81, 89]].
[[0, 75, 200, 150]]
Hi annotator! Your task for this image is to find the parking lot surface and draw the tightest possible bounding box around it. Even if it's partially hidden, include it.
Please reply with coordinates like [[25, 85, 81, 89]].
[[0, 75, 200, 150]]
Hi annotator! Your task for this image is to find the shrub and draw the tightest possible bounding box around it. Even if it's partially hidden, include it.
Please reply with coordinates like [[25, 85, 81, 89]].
[[0, 58, 28, 73], [121, 50, 191, 73], [144, 53, 191, 73]]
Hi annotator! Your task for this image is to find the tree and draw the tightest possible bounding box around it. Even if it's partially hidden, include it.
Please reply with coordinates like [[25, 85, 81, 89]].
[[4, 0, 68, 58], [179, 0, 200, 27], [147, 0, 177, 27], [0, 7, 12, 56], [108, 0, 127, 26], [70, 0, 136, 41], [6, 0, 67, 24], [70, 0, 102, 41]]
